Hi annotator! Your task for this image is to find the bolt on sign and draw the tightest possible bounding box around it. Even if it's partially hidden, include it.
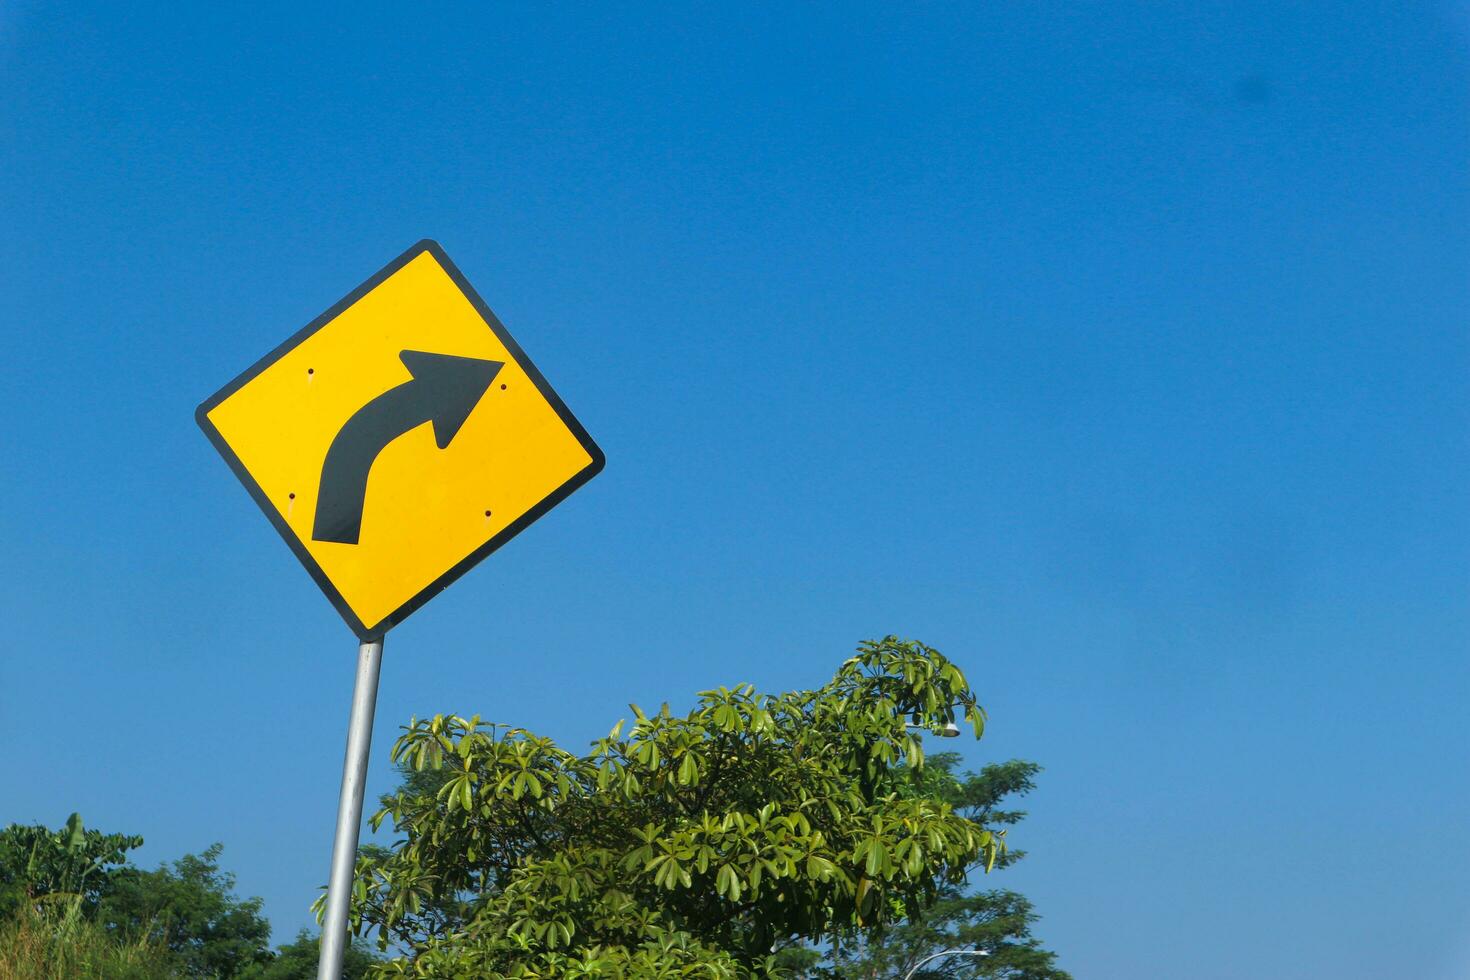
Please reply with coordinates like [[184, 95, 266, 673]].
[[196, 241, 604, 640]]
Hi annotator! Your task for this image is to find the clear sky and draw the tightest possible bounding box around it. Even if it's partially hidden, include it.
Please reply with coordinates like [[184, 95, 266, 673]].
[[1, 4, 1466, 977]]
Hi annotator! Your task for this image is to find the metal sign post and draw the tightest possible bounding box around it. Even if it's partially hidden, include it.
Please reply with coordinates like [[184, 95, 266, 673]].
[[317, 638, 384, 980]]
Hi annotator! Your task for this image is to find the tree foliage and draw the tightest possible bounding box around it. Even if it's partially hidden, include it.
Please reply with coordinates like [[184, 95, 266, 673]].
[[788, 754, 1070, 979], [342, 637, 1005, 977], [0, 812, 142, 917], [0, 814, 361, 979], [821, 887, 1069, 979], [237, 929, 380, 980], [97, 843, 274, 978]]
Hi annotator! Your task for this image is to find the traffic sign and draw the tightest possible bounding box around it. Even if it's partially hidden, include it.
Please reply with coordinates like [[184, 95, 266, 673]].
[[196, 240, 604, 640]]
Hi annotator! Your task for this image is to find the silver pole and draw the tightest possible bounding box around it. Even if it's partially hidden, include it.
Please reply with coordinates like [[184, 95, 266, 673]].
[[317, 637, 385, 979]]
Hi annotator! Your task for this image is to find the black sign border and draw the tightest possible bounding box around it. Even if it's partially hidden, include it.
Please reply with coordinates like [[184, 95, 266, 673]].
[[195, 240, 606, 642]]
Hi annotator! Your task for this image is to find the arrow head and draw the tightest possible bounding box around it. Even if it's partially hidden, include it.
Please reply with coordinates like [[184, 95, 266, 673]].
[[399, 350, 505, 448]]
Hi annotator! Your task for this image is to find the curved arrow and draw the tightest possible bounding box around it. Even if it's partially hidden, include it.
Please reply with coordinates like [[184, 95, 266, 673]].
[[312, 350, 504, 545]]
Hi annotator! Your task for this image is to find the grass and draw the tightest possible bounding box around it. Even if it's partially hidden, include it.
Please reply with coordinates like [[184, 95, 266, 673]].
[[0, 897, 180, 980]]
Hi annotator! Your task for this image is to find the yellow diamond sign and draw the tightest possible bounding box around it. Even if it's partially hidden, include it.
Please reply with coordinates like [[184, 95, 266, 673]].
[[196, 241, 604, 640]]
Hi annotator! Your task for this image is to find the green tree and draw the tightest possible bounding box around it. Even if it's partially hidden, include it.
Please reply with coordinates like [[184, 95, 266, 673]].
[[341, 637, 1006, 978], [98, 843, 273, 978], [239, 929, 380, 980], [0, 816, 352, 979], [0, 812, 143, 917], [785, 754, 1070, 979], [820, 888, 1069, 979]]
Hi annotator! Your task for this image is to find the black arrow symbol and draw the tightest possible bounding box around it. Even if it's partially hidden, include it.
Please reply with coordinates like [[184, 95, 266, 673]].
[[312, 350, 505, 545]]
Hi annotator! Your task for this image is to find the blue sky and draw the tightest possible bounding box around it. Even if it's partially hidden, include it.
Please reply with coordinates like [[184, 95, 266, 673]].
[[1, 3, 1467, 977]]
